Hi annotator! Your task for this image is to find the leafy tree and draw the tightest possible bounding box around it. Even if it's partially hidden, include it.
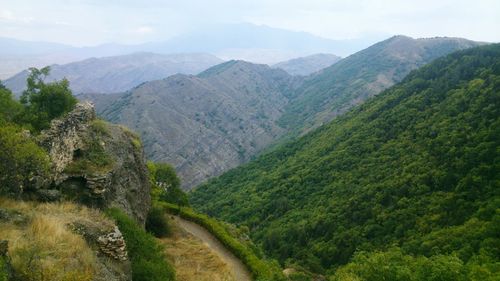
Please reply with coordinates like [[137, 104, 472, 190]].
[[147, 162, 189, 206], [0, 86, 22, 124], [19, 66, 77, 131]]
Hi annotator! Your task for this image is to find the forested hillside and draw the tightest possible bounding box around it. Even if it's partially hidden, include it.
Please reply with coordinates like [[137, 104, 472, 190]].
[[81, 36, 481, 190], [191, 44, 500, 279], [278, 35, 482, 134]]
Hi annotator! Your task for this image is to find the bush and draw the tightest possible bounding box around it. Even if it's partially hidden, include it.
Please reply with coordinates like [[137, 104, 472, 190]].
[[0, 125, 49, 195], [0, 87, 22, 124], [0, 256, 8, 281], [106, 208, 175, 281], [159, 202, 285, 281], [146, 205, 172, 238]]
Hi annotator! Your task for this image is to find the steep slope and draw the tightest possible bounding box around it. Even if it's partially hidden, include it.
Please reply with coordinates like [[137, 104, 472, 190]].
[[36, 102, 151, 225], [4, 52, 223, 94], [279, 35, 483, 134], [190, 44, 500, 277], [273, 53, 341, 76], [81, 60, 297, 189]]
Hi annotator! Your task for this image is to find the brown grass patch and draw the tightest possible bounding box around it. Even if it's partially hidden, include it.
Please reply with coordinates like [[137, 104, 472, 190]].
[[162, 219, 235, 281], [0, 197, 114, 281]]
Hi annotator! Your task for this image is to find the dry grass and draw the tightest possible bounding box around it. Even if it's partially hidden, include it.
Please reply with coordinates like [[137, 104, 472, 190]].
[[0, 197, 114, 281], [162, 219, 235, 281]]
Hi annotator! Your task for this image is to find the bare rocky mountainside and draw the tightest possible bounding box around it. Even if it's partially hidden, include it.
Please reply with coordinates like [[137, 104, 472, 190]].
[[81, 60, 300, 189], [4, 52, 223, 94], [81, 36, 482, 190], [272, 53, 341, 76]]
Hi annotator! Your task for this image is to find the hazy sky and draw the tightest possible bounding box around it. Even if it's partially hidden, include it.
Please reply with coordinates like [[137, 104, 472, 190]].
[[0, 0, 499, 46]]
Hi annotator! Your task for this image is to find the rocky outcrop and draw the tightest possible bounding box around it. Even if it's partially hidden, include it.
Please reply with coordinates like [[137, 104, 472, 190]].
[[35, 102, 151, 225], [39, 102, 96, 180], [98, 227, 128, 261]]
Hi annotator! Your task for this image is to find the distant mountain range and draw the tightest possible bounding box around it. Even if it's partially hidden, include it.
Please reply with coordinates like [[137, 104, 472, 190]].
[[0, 23, 386, 79], [3, 52, 223, 94], [79, 36, 482, 190], [80, 61, 300, 188], [273, 53, 342, 76]]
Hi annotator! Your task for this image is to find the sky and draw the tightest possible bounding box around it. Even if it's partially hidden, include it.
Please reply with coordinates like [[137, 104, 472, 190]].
[[0, 0, 499, 46]]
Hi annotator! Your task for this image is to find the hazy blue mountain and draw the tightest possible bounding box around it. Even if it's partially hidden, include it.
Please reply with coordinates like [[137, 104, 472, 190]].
[[272, 53, 342, 76], [0, 37, 73, 55], [4, 52, 223, 94], [0, 24, 386, 78], [142, 23, 386, 62]]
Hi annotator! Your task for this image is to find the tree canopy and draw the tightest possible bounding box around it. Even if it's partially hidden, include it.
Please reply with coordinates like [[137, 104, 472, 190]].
[[190, 44, 500, 279]]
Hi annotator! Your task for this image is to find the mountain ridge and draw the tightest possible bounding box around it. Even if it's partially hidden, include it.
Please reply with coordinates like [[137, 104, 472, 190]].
[[80, 60, 298, 189], [190, 43, 500, 278], [4, 52, 223, 94]]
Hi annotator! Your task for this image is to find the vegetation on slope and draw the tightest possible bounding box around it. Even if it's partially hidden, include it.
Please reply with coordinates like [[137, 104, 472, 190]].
[[278, 36, 481, 133], [161, 217, 236, 281], [1, 71, 177, 281], [106, 208, 176, 281], [0, 198, 115, 281], [191, 44, 500, 279], [160, 202, 285, 281], [1, 67, 75, 195]]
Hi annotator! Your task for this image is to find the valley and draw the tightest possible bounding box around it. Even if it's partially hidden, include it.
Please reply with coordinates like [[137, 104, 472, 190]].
[[78, 35, 481, 190], [1, 3, 499, 280]]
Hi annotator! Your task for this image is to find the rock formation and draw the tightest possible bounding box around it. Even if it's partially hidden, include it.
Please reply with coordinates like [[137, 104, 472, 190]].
[[34, 102, 151, 225], [98, 227, 128, 261]]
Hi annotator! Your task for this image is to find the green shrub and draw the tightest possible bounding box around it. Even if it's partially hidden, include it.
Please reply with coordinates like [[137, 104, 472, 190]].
[[146, 205, 172, 238], [159, 202, 285, 281], [106, 208, 175, 281], [64, 132, 114, 174], [0, 256, 8, 281], [0, 125, 49, 195], [90, 119, 110, 136]]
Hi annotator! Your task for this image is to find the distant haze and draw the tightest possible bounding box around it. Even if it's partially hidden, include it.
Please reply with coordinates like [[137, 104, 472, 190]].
[[0, 1, 498, 78], [1, 0, 499, 45]]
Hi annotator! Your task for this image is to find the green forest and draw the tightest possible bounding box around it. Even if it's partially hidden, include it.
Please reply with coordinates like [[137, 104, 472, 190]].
[[191, 44, 500, 280]]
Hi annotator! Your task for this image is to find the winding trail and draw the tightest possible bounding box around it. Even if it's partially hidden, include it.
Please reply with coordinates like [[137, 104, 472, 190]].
[[172, 216, 253, 281]]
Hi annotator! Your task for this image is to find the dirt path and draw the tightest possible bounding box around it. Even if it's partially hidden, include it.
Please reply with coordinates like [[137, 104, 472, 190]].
[[172, 216, 253, 281]]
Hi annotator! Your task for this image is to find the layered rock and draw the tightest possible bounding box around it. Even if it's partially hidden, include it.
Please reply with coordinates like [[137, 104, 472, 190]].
[[34, 102, 151, 225], [98, 227, 128, 261], [38, 102, 96, 180]]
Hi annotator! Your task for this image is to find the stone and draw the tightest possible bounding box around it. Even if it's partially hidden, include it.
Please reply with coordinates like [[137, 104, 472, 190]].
[[34, 189, 61, 202], [98, 227, 128, 261]]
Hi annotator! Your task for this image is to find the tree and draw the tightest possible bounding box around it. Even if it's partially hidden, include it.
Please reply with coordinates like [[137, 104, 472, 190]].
[[147, 162, 189, 206], [0, 86, 22, 124], [19, 66, 77, 131]]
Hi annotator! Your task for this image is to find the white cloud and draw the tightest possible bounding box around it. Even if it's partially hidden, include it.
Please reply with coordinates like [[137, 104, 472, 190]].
[[132, 26, 154, 34]]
